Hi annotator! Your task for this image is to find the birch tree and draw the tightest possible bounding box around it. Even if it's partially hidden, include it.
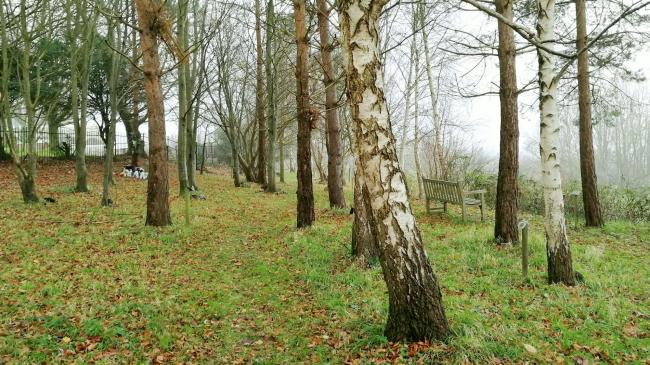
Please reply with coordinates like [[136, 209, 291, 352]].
[[536, 0, 575, 285], [339, 0, 450, 341]]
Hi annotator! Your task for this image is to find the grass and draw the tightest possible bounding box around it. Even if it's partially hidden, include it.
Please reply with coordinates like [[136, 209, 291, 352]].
[[0, 160, 648, 364]]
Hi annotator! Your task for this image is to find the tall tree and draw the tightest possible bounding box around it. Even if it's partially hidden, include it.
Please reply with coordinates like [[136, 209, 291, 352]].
[[316, 0, 346, 209], [9, 0, 52, 203], [418, 2, 445, 179], [537, 0, 574, 285], [66, 0, 98, 193], [294, 0, 314, 228], [265, 0, 277, 193], [134, 0, 173, 227], [412, 11, 423, 200], [339, 0, 450, 341], [255, 0, 267, 186], [101, 8, 122, 207], [494, 0, 520, 244], [177, 0, 190, 195], [575, 0, 604, 227]]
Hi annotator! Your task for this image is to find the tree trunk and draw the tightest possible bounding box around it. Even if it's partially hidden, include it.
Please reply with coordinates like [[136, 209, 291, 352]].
[[412, 23, 423, 200], [294, 0, 314, 228], [419, 3, 445, 179], [255, 0, 267, 186], [70, 0, 96, 193], [537, 0, 574, 285], [279, 128, 285, 183], [16, 1, 39, 203], [339, 0, 450, 341], [47, 117, 60, 153], [135, 0, 172, 227], [316, 0, 346, 209], [575, 0, 604, 227], [177, 0, 190, 195], [494, 0, 520, 244], [231, 131, 241, 187], [351, 160, 378, 264], [265, 0, 277, 193], [102, 19, 119, 207], [398, 39, 415, 166]]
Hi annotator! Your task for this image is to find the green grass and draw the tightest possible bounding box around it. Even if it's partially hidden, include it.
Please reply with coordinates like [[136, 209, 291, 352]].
[[0, 161, 648, 364]]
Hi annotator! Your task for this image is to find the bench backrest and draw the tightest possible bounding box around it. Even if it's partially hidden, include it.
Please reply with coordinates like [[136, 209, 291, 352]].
[[422, 178, 463, 204]]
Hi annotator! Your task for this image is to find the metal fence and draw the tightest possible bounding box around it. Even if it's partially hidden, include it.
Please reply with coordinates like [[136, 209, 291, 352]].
[[0, 129, 223, 166], [0, 129, 135, 158]]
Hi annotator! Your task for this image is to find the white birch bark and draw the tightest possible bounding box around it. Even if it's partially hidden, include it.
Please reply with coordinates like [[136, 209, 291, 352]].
[[537, 0, 575, 285], [339, 0, 449, 340]]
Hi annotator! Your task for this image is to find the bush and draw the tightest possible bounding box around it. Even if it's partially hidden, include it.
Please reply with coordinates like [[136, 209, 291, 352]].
[[462, 170, 650, 223]]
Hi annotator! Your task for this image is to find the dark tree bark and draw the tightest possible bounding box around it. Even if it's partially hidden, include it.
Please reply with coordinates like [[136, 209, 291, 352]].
[[135, 0, 172, 227], [316, 0, 346, 209], [351, 162, 378, 264], [255, 0, 267, 186], [575, 0, 604, 227], [294, 0, 315, 228], [339, 0, 450, 341], [494, 0, 520, 244]]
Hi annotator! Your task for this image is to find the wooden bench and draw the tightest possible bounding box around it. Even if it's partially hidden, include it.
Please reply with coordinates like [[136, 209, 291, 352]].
[[422, 178, 486, 222]]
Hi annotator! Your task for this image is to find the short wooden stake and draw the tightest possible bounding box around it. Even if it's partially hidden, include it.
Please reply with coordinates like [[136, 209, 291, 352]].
[[519, 220, 529, 282]]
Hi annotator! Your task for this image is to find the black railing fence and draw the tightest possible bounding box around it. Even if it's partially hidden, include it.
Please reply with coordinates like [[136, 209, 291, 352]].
[[0, 129, 223, 167]]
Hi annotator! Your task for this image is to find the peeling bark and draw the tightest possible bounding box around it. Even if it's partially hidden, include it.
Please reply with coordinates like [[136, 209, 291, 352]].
[[339, 0, 450, 341], [537, 0, 574, 285]]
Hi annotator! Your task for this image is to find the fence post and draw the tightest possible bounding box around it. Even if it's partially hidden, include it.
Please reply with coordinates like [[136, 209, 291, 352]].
[[519, 220, 529, 283]]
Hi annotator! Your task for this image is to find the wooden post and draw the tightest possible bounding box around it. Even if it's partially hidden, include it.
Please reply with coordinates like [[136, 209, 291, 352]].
[[519, 220, 529, 282]]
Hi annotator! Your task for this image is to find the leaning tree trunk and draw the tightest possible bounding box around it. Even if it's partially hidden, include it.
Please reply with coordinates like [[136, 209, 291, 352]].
[[255, 0, 267, 186], [135, 0, 172, 227], [294, 0, 314, 228], [316, 0, 346, 209], [339, 0, 450, 341], [494, 0, 520, 244], [575, 0, 604, 227], [537, 0, 574, 285]]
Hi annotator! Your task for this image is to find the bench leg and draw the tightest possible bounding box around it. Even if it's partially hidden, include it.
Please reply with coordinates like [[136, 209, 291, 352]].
[[426, 199, 430, 214], [461, 204, 466, 222], [443, 202, 447, 213], [480, 204, 484, 222]]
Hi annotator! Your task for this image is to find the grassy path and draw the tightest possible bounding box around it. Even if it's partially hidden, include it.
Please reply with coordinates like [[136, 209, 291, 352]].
[[0, 161, 648, 364]]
